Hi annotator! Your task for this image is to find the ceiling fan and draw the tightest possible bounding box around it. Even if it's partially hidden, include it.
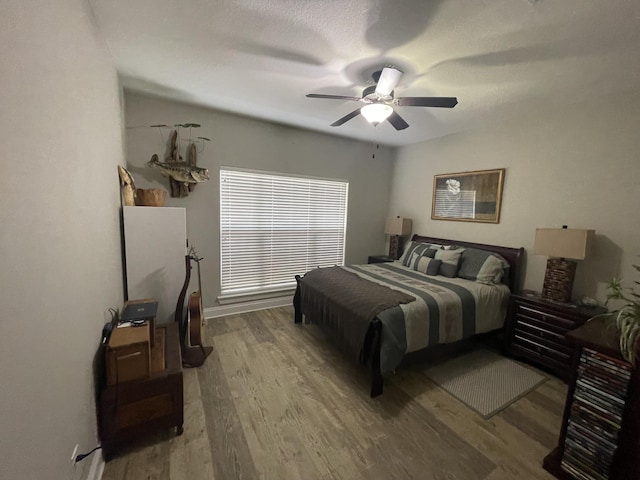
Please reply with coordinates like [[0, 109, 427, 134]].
[[306, 67, 457, 130]]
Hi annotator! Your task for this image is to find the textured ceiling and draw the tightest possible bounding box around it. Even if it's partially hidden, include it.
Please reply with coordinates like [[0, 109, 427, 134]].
[[89, 0, 640, 146]]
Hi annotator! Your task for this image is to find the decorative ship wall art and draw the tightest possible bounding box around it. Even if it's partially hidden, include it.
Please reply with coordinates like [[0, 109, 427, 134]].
[[147, 123, 211, 198]]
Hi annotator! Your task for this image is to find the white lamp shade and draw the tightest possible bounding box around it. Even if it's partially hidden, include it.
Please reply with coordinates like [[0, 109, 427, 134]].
[[533, 228, 594, 260], [385, 217, 412, 236], [361, 103, 393, 125]]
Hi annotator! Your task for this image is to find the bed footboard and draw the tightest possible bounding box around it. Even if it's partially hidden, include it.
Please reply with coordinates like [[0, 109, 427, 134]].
[[369, 321, 384, 397], [293, 275, 302, 323], [294, 273, 384, 397]]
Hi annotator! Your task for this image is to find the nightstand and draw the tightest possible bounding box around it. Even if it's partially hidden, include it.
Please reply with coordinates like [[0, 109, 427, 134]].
[[100, 323, 183, 459], [505, 292, 607, 380], [368, 255, 394, 264]]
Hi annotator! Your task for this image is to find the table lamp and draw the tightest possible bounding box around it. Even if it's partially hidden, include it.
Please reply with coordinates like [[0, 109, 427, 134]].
[[385, 217, 412, 260], [533, 226, 594, 303]]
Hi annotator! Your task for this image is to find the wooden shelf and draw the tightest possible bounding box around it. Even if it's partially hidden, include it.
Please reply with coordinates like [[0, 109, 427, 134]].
[[543, 315, 640, 479], [100, 323, 183, 459]]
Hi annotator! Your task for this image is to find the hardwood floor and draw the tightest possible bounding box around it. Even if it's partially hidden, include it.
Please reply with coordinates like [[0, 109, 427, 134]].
[[102, 306, 566, 480]]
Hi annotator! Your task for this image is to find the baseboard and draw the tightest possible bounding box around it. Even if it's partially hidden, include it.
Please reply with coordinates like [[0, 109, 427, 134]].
[[85, 451, 104, 480], [204, 295, 292, 319]]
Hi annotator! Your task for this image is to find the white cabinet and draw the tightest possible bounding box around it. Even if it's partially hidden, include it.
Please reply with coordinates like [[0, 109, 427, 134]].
[[123, 206, 188, 325]]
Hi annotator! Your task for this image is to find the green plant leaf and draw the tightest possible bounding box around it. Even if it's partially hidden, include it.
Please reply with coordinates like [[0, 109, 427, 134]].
[[610, 277, 623, 288], [608, 262, 640, 363]]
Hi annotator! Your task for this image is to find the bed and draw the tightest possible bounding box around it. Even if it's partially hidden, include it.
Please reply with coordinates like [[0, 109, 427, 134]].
[[293, 234, 524, 397]]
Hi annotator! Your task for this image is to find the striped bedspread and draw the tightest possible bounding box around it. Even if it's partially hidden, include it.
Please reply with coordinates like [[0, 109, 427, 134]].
[[343, 262, 511, 375]]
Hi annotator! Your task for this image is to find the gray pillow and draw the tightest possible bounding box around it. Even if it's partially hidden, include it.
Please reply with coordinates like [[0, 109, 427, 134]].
[[434, 247, 464, 278], [458, 248, 509, 284], [399, 241, 439, 266], [409, 252, 442, 276], [423, 248, 438, 258]]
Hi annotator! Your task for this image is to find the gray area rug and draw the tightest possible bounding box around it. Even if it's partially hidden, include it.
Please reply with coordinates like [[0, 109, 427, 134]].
[[423, 349, 547, 419]]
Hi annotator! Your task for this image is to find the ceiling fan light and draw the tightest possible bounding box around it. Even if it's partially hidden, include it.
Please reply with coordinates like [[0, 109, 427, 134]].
[[375, 67, 403, 96], [361, 103, 393, 125]]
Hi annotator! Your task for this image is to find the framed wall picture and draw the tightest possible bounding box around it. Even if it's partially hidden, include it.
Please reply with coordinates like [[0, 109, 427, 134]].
[[431, 168, 505, 223]]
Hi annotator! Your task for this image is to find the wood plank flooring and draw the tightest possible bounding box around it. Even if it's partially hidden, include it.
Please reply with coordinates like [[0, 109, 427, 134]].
[[102, 306, 566, 480]]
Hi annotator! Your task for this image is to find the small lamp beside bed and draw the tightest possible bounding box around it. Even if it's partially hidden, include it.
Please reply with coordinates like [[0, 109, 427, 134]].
[[385, 217, 412, 260], [533, 226, 594, 303]]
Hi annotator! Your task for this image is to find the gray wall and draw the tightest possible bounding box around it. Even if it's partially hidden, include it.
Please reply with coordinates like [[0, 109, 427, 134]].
[[0, 1, 124, 478], [124, 92, 395, 308], [389, 90, 640, 305]]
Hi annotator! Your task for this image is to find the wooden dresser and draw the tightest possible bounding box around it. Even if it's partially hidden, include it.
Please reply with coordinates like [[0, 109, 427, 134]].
[[100, 322, 183, 459], [543, 315, 640, 479], [505, 292, 606, 380]]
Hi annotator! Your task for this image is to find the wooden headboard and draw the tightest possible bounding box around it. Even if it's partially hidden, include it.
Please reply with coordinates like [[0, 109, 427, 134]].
[[411, 234, 524, 292]]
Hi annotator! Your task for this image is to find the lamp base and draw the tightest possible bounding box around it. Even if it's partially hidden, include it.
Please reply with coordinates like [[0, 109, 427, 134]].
[[541, 258, 576, 304], [388, 235, 405, 260], [389, 235, 399, 260]]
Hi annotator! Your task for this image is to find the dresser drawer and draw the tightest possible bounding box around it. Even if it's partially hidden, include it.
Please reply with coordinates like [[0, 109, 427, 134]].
[[513, 313, 574, 338], [509, 343, 570, 377], [515, 305, 577, 331], [506, 294, 607, 380], [513, 334, 572, 364], [513, 322, 573, 354]]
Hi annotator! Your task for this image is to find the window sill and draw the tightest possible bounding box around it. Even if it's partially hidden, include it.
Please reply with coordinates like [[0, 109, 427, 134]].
[[217, 287, 296, 305]]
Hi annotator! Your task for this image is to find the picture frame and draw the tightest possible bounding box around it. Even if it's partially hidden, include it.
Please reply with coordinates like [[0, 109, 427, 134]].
[[431, 168, 505, 223]]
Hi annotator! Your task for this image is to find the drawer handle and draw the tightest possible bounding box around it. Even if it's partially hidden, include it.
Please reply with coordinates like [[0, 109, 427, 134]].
[[116, 352, 142, 360]]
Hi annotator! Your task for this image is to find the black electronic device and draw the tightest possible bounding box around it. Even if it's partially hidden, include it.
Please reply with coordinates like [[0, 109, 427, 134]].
[[120, 300, 158, 323], [101, 322, 114, 344]]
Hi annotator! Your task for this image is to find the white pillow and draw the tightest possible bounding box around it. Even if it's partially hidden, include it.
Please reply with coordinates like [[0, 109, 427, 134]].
[[434, 248, 464, 278]]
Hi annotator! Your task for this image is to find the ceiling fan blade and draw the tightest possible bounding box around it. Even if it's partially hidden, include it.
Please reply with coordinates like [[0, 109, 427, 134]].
[[395, 97, 458, 108], [375, 67, 403, 96], [387, 111, 409, 130], [330, 109, 362, 127], [306, 93, 362, 101]]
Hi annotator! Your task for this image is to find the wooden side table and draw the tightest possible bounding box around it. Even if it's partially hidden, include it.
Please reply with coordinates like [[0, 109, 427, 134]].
[[368, 255, 394, 264], [505, 292, 606, 380], [100, 322, 184, 459], [543, 315, 640, 479]]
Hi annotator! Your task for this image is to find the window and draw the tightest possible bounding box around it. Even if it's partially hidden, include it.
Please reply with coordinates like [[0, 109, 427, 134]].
[[220, 168, 348, 298]]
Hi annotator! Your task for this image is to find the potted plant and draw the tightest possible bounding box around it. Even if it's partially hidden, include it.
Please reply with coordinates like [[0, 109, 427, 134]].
[[606, 263, 640, 365]]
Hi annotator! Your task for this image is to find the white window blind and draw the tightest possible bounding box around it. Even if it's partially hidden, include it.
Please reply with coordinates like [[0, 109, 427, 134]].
[[220, 169, 348, 297]]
